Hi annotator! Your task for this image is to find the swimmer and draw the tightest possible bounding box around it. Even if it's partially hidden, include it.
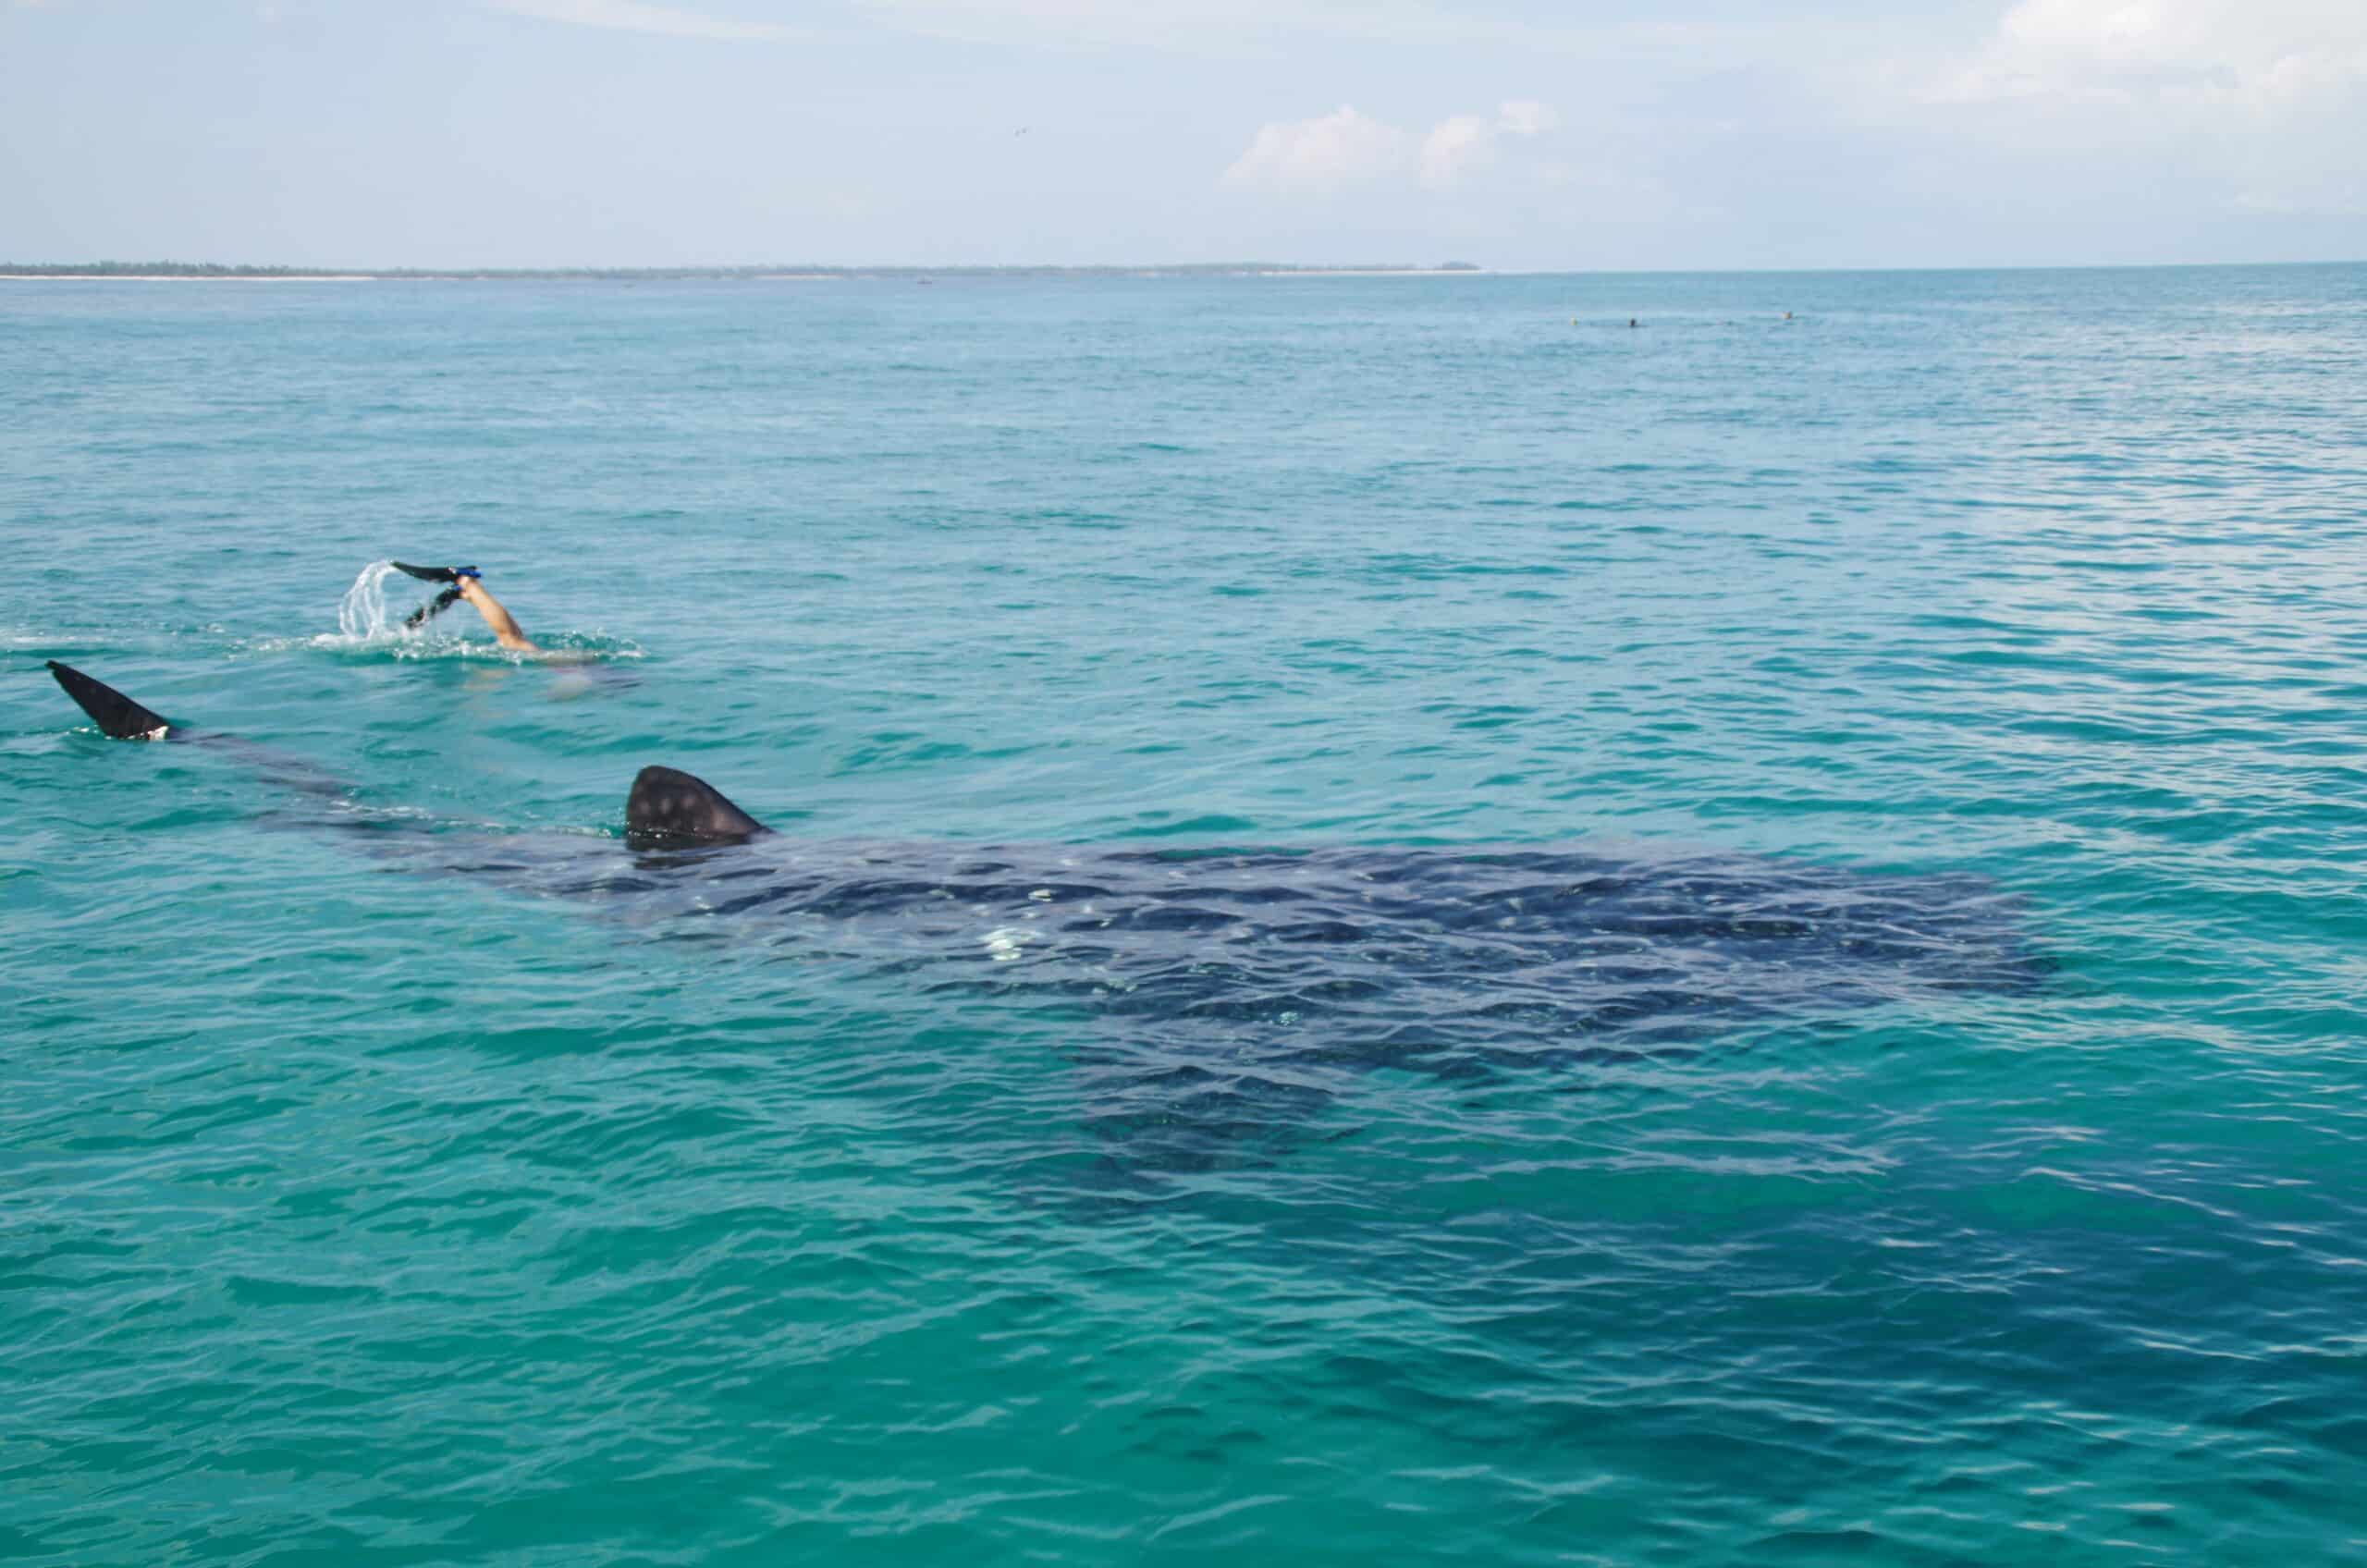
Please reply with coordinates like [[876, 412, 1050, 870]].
[[393, 561, 545, 654]]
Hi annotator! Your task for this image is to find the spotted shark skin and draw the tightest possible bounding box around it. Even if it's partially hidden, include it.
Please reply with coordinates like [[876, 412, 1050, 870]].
[[47, 659, 2048, 1177]]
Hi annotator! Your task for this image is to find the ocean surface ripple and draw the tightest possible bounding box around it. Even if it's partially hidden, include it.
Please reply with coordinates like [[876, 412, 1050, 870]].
[[4, 266, 2365, 1565]]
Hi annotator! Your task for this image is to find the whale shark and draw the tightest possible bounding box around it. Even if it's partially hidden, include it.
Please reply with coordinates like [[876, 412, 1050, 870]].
[[45, 659, 2047, 1177]]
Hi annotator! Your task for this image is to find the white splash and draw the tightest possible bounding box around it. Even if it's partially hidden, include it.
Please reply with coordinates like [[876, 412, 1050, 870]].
[[249, 559, 639, 666], [335, 559, 408, 643]]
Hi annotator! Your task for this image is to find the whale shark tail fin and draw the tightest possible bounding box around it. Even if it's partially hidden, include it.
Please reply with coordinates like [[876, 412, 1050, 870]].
[[48, 661, 174, 741], [627, 766, 769, 846]]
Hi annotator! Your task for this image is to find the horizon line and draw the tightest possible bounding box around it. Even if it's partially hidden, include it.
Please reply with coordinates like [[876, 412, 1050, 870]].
[[3, 257, 2362, 281]]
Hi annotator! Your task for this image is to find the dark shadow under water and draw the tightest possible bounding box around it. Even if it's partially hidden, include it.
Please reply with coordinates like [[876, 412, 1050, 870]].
[[391, 824, 2048, 1186]]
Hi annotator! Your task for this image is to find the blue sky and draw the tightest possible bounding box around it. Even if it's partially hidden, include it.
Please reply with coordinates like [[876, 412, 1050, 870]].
[[4, 0, 2362, 268]]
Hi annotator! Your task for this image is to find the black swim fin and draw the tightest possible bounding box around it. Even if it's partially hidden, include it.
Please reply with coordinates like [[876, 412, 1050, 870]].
[[392, 561, 477, 583], [404, 585, 465, 629], [48, 661, 174, 740], [626, 766, 770, 846]]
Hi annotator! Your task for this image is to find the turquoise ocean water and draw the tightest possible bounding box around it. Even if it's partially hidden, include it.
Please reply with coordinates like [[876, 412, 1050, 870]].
[[4, 265, 2364, 1564]]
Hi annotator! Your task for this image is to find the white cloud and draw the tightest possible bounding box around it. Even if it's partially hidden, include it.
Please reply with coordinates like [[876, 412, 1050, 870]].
[[1931, 0, 2367, 104], [1417, 115, 1492, 189], [1417, 101, 1561, 188], [485, 0, 810, 43], [1816, 0, 2363, 226], [1221, 105, 1412, 192], [1230, 100, 1561, 195], [1495, 99, 1560, 138], [2000, 0, 2183, 59]]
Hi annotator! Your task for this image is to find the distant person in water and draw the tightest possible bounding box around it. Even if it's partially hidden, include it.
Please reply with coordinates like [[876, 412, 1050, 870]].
[[454, 573, 542, 655]]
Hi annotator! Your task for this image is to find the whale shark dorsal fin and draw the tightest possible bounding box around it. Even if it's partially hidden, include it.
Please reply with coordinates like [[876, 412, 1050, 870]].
[[48, 661, 173, 741], [627, 766, 769, 846]]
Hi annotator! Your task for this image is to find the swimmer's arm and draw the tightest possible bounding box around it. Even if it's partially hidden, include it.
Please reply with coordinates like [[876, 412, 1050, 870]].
[[455, 577, 540, 654]]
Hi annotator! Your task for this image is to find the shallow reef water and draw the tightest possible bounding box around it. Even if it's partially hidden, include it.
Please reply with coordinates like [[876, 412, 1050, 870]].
[[4, 265, 2365, 1564]]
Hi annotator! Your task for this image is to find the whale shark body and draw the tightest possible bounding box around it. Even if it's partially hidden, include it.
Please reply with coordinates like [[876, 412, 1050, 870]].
[[45, 660, 2046, 1177]]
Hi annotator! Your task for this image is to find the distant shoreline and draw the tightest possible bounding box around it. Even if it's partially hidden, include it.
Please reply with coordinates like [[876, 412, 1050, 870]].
[[0, 262, 1486, 283], [1, 274, 384, 283]]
